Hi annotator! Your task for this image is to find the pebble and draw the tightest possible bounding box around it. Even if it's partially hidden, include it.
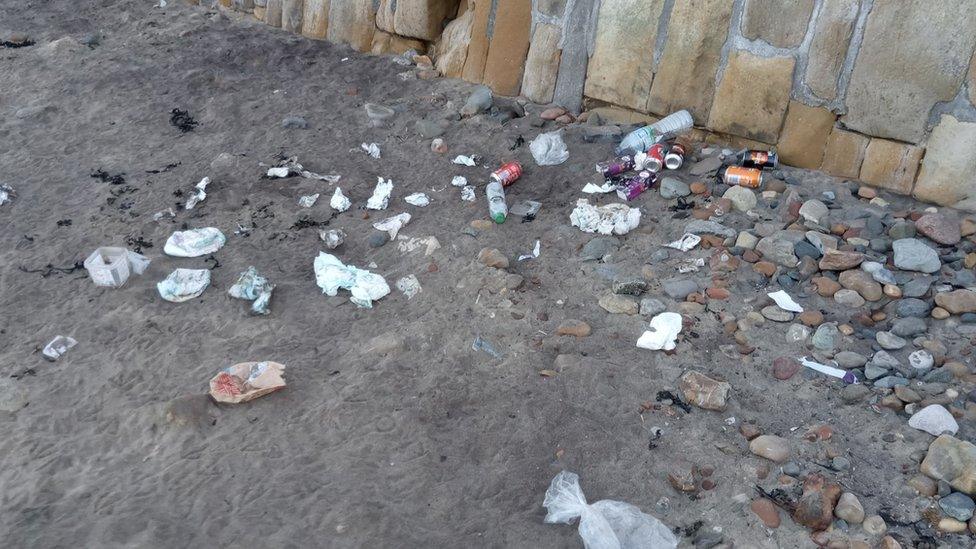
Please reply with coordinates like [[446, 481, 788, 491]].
[[876, 331, 907, 350], [364, 102, 396, 125], [908, 404, 958, 436], [723, 185, 756, 212], [786, 324, 811, 342], [893, 238, 941, 273], [756, 235, 799, 267], [679, 371, 731, 411], [813, 277, 841, 297], [841, 384, 870, 403], [753, 261, 777, 277], [368, 232, 389, 248], [908, 349, 934, 370], [932, 307, 950, 319], [812, 323, 839, 351], [750, 498, 781, 528], [612, 279, 647, 296], [915, 213, 961, 245], [660, 177, 691, 199], [0, 378, 29, 412], [888, 221, 916, 240], [903, 277, 933, 298], [797, 310, 824, 327], [939, 492, 976, 521], [862, 515, 887, 535], [430, 138, 448, 153], [794, 240, 821, 260], [833, 289, 865, 307], [819, 250, 864, 270], [835, 351, 867, 369], [799, 199, 829, 225], [749, 435, 790, 462], [477, 247, 509, 269], [598, 293, 638, 315], [460, 85, 493, 116], [556, 320, 591, 337], [896, 298, 931, 318], [894, 386, 921, 402], [938, 518, 968, 533], [639, 298, 667, 317], [684, 219, 737, 239], [834, 492, 864, 523], [934, 289, 976, 314], [891, 317, 927, 337], [761, 305, 794, 323], [663, 278, 699, 300], [281, 115, 309, 129], [539, 106, 566, 120], [735, 231, 758, 249], [873, 376, 909, 388], [580, 237, 619, 261], [839, 269, 883, 301], [772, 356, 801, 380], [864, 361, 888, 381], [416, 118, 448, 138]]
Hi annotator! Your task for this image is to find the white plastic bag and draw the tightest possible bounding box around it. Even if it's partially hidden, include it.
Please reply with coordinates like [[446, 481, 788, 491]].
[[570, 199, 640, 235], [543, 471, 677, 549], [530, 131, 570, 166], [372, 212, 412, 239], [636, 312, 683, 351], [331, 187, 351, 212], [367, 177, 394, 210], [313, 252, 390, 308], [157, 268, 211, 302], [164, 228, 226, 257]]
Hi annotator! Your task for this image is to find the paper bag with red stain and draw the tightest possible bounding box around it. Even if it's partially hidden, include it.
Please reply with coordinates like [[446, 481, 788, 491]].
[[209, 361, 286, 404]]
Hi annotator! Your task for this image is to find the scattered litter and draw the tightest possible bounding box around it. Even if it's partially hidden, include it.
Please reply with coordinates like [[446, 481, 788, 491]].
[[266, 156, 340, 183], [404, 193, 430, 207], [330, 187, 351, 212], [510, 200, 542, 217], [319, 229, 346, 249], [313, 252, 390, 308], [361, 143, 381, 159], [366, 177, 393, 210], [209, 361, 286, 404], [676, 257, 706, 274], [453, 155, 477, 166], [666, 233, 701, 252], [298, 193, 320, 208], [472, 336, 502, 358], [636, 312, 683, 351], [396, 275, 422, 299], [84, 247, 150, 288], [460, 186, 476, 202], [372, 212, 412, 239], [800, 356, 858, 384], [90, 169, 126, 185], [228, 266, 275, 315], [582, 181, 615, 194], [234, 223, 252, 236], [152, 207, 176, 221], [529, 130, 570, 166], [42, 336, 77, 361], [518, 240, 541, 261], [184, 177, 210, 210], [569, 199, 641, 235], [543, 471, 678, 549], [397, 235, 441, 256], [164, 227, 226, 257], [768, 290, 804, 313], [451, 176, 468, 187], [170, 108, 198, 133], [0, 184, 14, 206], [157, 268, 211, 303]]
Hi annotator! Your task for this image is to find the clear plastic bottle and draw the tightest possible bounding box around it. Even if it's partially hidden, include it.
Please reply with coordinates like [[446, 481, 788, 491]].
[[486, 181, 507, 223], [615, 110, 694, 155]]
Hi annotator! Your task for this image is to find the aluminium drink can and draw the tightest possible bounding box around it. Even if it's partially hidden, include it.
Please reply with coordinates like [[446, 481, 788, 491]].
[[491, 161, 523, 187]]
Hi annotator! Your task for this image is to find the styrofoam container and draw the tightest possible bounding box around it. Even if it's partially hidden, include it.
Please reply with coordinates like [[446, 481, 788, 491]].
[[84, 247, 132, 288]]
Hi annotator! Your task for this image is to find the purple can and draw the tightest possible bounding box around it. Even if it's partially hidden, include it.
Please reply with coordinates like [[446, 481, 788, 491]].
[[616, 171, 656, 201], [596, 155, 635, 178]]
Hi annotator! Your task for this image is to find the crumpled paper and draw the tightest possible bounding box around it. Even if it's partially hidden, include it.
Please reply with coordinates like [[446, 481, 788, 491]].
[[209, 361, 286, 404], [157, 268, 211, 302], [666, 233, 701, 252], [569, 199, 641, 235], [451, 176, 468, 187], [313, 252, 390, 308], [184, 177, 210, 210], [453, 155, 477, 166], [0, 184, 14, 206], [366, 177, 393, 210], [460, 186, 476, 202], [404, 192, 430, 207], [582, 181, 616, 194], [164, 227, 226, 257], [372, 212, 411, 239], [266, 156, 340, 183], [330, 187, 351, 212], [768, 290, 803, 313], [361, 142, 381, 159], [636, 312, 683, 351], [397, 235, 441, 256], [228, 266, 275, 315], [298, 193, 319, 208]]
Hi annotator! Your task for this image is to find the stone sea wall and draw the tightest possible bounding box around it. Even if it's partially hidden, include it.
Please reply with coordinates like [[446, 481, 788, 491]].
[[198, 0, 976, 211]]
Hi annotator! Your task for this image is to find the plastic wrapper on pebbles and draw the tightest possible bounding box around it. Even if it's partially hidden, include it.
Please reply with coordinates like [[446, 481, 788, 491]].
[[570, 199, 640, 235], [228, 266, 275, 315], [313, 252, 390, 308], [209, 361, 286, 404], [157, 268, 211, 303], [164, 227, 226, 257]]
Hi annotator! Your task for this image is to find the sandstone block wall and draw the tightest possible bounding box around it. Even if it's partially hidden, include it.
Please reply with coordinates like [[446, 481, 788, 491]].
[[204, 0, 976, 212]]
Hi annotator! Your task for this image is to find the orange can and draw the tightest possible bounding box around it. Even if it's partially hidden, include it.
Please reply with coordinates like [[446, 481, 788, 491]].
[[721, 166, 763, 189]]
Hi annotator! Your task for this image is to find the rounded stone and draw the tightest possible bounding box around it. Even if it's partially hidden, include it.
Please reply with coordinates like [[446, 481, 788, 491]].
[[749, 435, 790, 462]]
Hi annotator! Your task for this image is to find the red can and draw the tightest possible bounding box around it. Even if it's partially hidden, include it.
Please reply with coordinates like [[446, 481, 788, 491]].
[[491, 161, 523, 187], [645, 143, 665, 172]]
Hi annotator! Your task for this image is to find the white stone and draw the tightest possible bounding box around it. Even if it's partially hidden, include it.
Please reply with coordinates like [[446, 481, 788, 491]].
[[908, 404, 959, 436]]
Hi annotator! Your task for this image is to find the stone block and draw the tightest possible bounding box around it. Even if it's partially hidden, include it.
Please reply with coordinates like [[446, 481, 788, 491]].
[[300, 0, 328, 39], [777, 101, 836, 169], [805, 0, 858, 100], [859, 138, 923, 195], [372, 30, 427, 56], [914, 114, 976, 210], [481, 0, 533, 96], [264, 0, 282, 27], [970, 52, 976, 105], [394, 0, 461, 41], [327, 0, 376, 52], [708, 50, 794, 144], [281, 0, 303, 33], [741, 0, 815, 48], [844, 1, 976, 143], [434, 3, 474, 78], [376, 0, 395, 33], [461, 0, 492, 83], [521, 23, 563, 104], [537, 0, 567, 17], [648, 0, 734, 123], [820, 127, 868, 179], [552, 0, 596, 112], [583, 0, 665, 112], [589, 107, 657, 125]]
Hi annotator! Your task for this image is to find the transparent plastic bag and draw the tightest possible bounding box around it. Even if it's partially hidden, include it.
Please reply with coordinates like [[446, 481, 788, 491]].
[[530, 130, 570, 166], [543, 471, 677, 549]]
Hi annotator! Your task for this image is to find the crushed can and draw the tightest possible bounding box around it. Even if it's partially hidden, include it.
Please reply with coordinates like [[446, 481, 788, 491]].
[[616, 171, 656, 201], [721, 166, 763, 189], [596, 155, 635, 178], [731, 150, 778, 169], [645, 143, 666, 172], [491, 161, 523, 187], [664, 141, 687, 170]]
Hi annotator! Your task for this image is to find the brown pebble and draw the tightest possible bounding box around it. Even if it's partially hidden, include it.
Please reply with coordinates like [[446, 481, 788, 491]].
[[812, 277, 841, 297], [838, 324, 854, 336], [883, 284, 901, 298], [830, 223, 848, 236], [742, 249, 760, 263], [858, 186, 877, 199], [706, 287, 730, 300], [756, 464, 770, 479], [556, 319, 591, 338], [427, 263, 439, 273], [871, 311, 887, 322], [740, 424, 761, 440], [701, 479, 716, 491], [690, 182, 707, 194], [797, 310, 824, 327], [932, 307, 950, 319], [554, 113, 576, 125], [753, 261, 777, 277], [750, 498, 781, 528]]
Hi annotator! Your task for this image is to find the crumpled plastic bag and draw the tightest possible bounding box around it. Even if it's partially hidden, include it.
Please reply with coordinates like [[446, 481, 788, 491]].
[[570, 199, 641, 235], [767, 290, 803, 313], [313, 252, 390, 308], [228, 266, 275, 315], [320, 228, 346, 249], [636, 312, 683, 351], [460, 186, 476, 202], [361, 142, 381, 159], [157, 268, 211, 302], [453, 155, 477, 166], [164, 227, 226, 257], [530, 130, 570, 166], [666, 233, 701, 252], [583, 182, 616, 194], [396, 275, 422, 299], [266, 156, 340, 183], [298, 193, 319, 208], [404, 192, 430, 207], [367, 177, 393, 210], [0, 184, 14, 206], [543, 471, 677, 549], [43, 335, 77, 361], [209, 361, 286, 404], [397, 235, 441, 256], [184, 177, 210, 210], [331, 187, 351, 212], [373, 212, 411, 239]]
